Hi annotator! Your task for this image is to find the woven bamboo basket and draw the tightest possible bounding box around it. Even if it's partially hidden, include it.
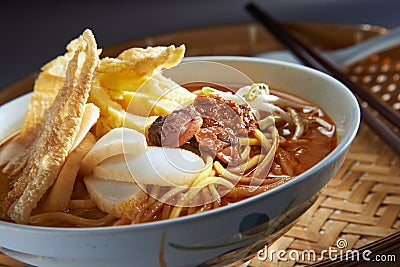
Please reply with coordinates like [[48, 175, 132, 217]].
[[249, 122, 400, 266], [0, 22, 399, 266]]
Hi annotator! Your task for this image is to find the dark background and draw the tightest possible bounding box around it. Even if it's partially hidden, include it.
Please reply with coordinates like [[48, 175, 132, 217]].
[[1, 0, 399, 90]]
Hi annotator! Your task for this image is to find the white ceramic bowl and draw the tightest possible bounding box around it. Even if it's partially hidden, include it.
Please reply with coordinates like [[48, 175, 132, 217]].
[[0, 56, 360, 267]]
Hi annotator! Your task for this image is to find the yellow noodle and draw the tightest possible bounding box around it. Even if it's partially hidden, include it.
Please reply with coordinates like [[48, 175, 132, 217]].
[[147, 185, 161, 206], [192, 175, 235, 189], [214, 160, 266, 185], [253, 128, 272, 150], [208, 184, 221, 208], [29, 212, 116, 227], [140, 185, 189, 223], [113, 217, 130, 226], [227, 154, 262, 175], [133, 200, 153, 224], [134, 188, 181, 223], [239, 137, 260, 146], [214, 161, 242, 182], [133, 202, 150, 223], [169, 200, 190, 219], [128, 191, 150, 223], [161, 205, 172, 220], [169, 187, 202, 219], [254, 126, 279, 176], [240, 145, 251, 161], [168, 206, 182, 219], [200, 186, 212, 204], [169, 176, 234, 219], [147, 196, 158, 207], [224, 177, 292, 200], [157, 155, 213, 219], [187, 206, 197, 215], [189, 156, 213, 186], [214, 128, 279, 189], [158, 187, 186, 204], [196, 203, 213, 214]]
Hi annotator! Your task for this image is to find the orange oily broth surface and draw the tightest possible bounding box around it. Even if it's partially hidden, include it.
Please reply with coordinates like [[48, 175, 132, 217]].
[[270, 89, 337, 175], [0, 83, 337, 225]]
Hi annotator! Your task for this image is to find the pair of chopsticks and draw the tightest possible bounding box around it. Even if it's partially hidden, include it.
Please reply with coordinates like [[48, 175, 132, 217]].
[[246, 3, 400, 155]]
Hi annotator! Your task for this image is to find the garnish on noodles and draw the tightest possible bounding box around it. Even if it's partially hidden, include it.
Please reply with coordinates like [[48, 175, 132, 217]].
[[0, 29, 337, 227]]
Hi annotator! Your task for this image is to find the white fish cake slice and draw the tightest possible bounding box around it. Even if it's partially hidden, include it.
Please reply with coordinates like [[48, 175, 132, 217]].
[[92, 154, 133, 183], [80, 127, 147, 175], [84, 176, 144, 219], [93, 146, 205, 187]]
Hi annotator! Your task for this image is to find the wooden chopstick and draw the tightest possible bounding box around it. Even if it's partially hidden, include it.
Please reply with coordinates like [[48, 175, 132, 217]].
[[246, 2, 400, 155]]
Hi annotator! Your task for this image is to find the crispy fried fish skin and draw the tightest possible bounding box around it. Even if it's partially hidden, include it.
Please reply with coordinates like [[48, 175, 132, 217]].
[[97, 45, 185, 91], [1, 71, 66, 178], [1, 34, 102, 177], [88, 45, 185, 137], [5, 29, 99, 224], [1, 38, 89, 176]]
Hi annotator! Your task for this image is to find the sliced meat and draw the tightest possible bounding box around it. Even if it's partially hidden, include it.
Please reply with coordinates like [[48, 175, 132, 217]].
[[194, 95, 258, 166], [148, 94, 260, 166], [194, 95, 243, 131], [195, 126, 233, 156], [148, 105, 203, 147], [194, 95, 258, 135]]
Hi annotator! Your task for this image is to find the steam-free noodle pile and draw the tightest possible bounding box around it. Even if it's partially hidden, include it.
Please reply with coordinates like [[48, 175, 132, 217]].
[[0, 29, 337, 227]]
